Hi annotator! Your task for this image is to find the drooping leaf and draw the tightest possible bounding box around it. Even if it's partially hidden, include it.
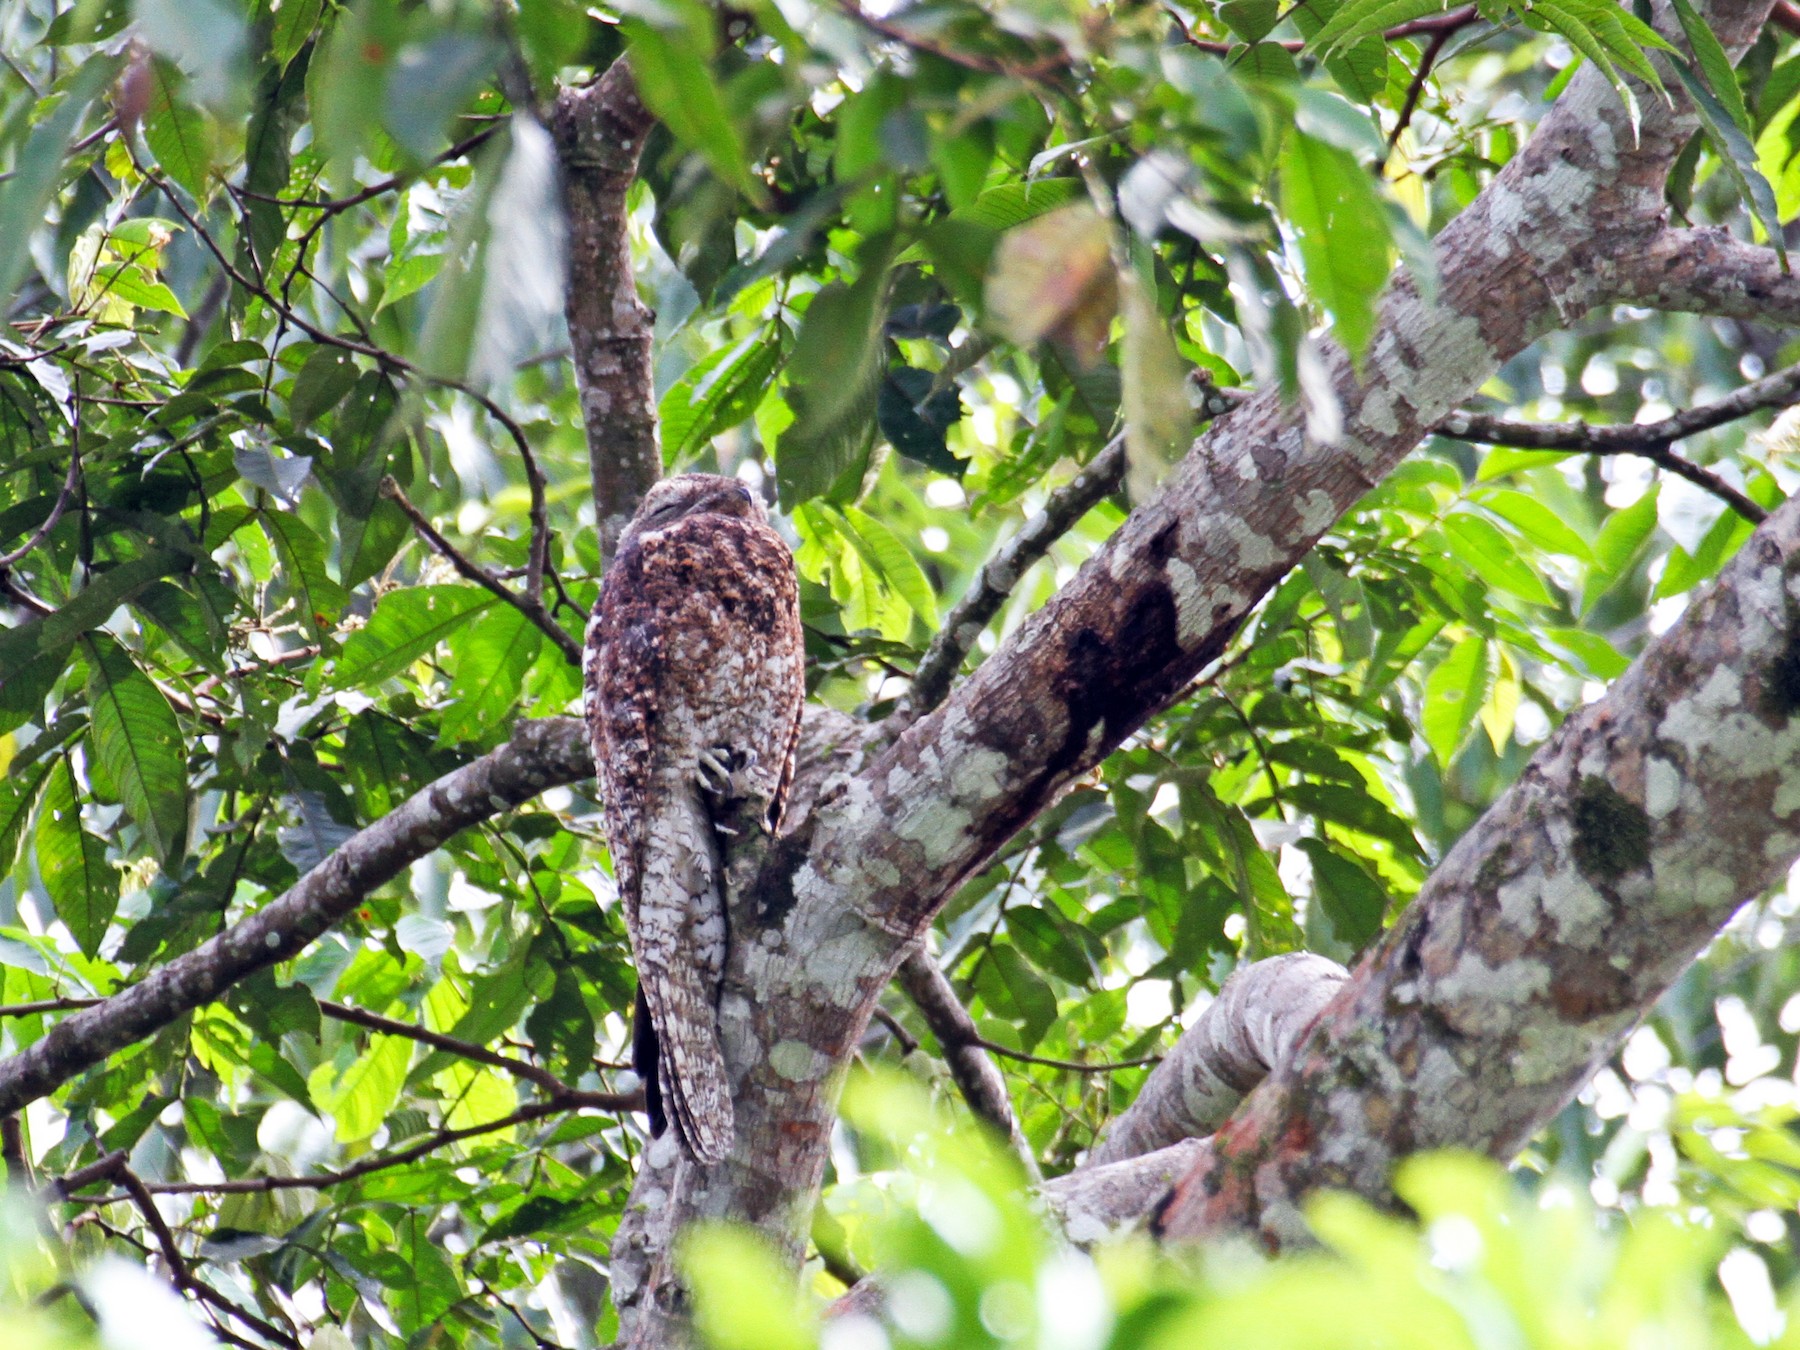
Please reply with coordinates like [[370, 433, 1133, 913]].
[[260, 511, 348, 642], [1279, 131, 1391, 359], [1422, 633, 1491, 767], [84, 636, 187, 864], [331, 586, 497, 689], [36, 756, 120, 959]]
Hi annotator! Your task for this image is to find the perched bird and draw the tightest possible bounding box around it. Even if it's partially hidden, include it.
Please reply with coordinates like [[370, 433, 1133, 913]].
[[584, 474, 805, 1164]]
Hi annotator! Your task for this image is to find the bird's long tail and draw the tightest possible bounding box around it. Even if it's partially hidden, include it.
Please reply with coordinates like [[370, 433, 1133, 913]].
[[635, 780, 735, 1165]]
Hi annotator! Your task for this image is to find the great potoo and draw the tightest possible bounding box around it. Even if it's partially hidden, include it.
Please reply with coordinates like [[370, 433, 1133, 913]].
[[584, 473, 805, 1164]]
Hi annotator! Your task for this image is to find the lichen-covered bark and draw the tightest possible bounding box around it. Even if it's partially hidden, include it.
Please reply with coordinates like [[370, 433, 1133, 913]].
[[551, 59, 659, 556], [1089, 953, 1346, 1167], [1159, 485, 1800, 1244]]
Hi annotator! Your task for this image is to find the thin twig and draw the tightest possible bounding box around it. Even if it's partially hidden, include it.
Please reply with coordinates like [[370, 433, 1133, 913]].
[[1383, 20, 1456, 171], [869, 1005, 919, 1055], [0, 997, 101, 1017], [837, 0, 1069, 77], [382, 478, 583, 665], [894, 436, 1126, 726], [316, 998, 620, 1108], [972, 1036, 1161, 1073], [227, 127, 500, 211], [0, 435, 79, 569], [1772, 0, 1800, 36], [112, 1160, 305, 1350], [65, 1097, 627, 1199], [1165, 2, 1479, 55]]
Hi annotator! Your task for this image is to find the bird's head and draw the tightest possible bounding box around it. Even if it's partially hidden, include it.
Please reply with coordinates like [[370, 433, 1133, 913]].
[[619, 474, 766, 549]]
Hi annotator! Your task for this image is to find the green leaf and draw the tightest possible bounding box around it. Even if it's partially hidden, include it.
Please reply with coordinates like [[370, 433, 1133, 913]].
[[0, 56, 117, 312], [1422, 633, 1490, 767], [1473, 487, 1593, 560], [271, 0, 325, 67], [0, 549, 186, 687], [659, 328, 786, 465], [1670, 57, 1788, 266], [0, 755, 53, 879], [308, 1031, 411, 1143], [376, 252, 444, 313], [1308, 0, 1445, 58], [777, 242, 897, 507], [839, 505, 939, 629], [84, 637, 187, 864], [1667, 0, 1750, 132], [1547, 626, 1632, 679], [1121, 268, 1195, 501], [621, 8, 764, 203], [142, 58, 214, 201], [332, 586, 496, 689], [1296, 837, 1386, 948], [1442, 513, 1556, 605], [260, 511, 348, 642], [1584, 483, 1659, 611], [92, 262, 187, 317], [287, 346, 360, 432], [36, 756, 120, 959], [436, 605, 543, 745], [1280, 131, 1391, 358]]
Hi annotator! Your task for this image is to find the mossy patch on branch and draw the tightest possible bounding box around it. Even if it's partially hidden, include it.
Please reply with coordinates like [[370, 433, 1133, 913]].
[[1570, 776, 1650, 881]]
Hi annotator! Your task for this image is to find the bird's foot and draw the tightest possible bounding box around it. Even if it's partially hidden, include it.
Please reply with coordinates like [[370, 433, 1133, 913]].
[[697, 746, 759, 803]]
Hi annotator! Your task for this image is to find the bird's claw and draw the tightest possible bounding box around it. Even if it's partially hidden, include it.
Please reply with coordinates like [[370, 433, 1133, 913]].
[[697, 746, 759, 802]]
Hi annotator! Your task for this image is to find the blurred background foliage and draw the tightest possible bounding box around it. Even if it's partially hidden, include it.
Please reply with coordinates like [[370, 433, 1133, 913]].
[[0, 0, 1797, 1343]]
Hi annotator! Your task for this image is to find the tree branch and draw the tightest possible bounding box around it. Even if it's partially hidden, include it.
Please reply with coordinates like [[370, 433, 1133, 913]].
[[1089, 952, 1346, 1167], [895, 947, 1034, 1173], [0, 718, 594, 1118], [551, 58, 660, 558], [1435, 357, 1800, 524], [62, 1099, 592, 1199], [894, 437, 1125, 726], [381, 477, 582, 664], [1158, 484, 1800, 1244], [1617, 227, 1800, 324]]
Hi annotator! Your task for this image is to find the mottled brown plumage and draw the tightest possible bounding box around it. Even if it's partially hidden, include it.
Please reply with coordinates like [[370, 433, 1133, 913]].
[[584, 474, 804, 1163]]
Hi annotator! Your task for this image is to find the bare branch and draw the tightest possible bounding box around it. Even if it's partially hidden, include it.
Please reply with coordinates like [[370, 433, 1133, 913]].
[[551, 59, 660, 557], [62, 1099, 602, 1199], [315, 998, 623, 1109], [895, 948, 1033, 1173], [894, 437, 1125, 726], [1436, 358, 1800, 524], [381, 477, 583, 664], [0, 718, 595, 1118]]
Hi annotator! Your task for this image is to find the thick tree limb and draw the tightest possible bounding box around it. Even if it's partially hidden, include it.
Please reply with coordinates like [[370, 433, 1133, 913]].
[[551, 58, 660, 556], [0, 718, 594, 1117], [1089, 953, 1347, 1168], [1160, 482, 1800, 1241]]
